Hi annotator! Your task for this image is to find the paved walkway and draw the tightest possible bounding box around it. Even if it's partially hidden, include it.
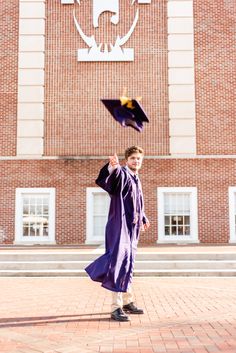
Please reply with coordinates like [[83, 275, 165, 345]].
[[1, 276, 236, 353], [1, 244, 236, 254]]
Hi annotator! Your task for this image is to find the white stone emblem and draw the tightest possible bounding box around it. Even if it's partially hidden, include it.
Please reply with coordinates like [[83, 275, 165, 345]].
[[61, 0, 151, 62]]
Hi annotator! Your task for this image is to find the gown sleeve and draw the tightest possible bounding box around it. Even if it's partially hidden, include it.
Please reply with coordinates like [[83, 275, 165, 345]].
[[95, 162, 123, 194], [142, 214, 149, 224]]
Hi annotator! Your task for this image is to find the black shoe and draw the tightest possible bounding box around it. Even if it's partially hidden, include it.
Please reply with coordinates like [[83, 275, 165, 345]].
[[123, 302, 144, 314], [111, 308, 130, 322]]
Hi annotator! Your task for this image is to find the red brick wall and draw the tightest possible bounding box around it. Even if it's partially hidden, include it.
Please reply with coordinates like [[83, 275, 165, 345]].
[[194, 0, 236, 155], [44, 1, 169, 157], [0, 1, 18, 156], [1, 158, 235, 245]]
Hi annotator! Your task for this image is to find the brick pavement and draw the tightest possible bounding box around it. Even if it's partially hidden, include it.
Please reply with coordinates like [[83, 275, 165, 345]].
[[0, 277, 236, 353]]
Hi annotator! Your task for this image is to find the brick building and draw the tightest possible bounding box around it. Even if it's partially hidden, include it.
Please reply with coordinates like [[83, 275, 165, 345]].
[[0, 0, 236, 245]]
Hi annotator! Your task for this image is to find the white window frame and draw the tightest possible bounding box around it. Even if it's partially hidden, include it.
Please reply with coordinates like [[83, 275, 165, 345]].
[[157, 187, 199, 244], [229, 187, 236, 243], [86, 187, 109, 244], [15, 188, 56, 244]]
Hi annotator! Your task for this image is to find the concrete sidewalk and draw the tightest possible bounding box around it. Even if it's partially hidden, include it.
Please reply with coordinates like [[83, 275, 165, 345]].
[[1, 277, 236, 353], [1, 244, 236, 254]]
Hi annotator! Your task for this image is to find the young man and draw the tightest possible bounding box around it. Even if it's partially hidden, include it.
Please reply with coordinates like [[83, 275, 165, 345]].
[[85, 146, 150, 321]]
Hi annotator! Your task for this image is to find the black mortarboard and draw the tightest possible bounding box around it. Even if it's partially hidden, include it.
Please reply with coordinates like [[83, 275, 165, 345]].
[[101, 98, 149, 132]]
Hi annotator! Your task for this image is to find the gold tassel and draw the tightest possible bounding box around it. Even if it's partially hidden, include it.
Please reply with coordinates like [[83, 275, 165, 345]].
[[119, 87, 142, 109]]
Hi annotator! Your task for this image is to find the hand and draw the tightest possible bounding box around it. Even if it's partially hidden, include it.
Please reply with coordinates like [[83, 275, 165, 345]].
[[143, 221, 150, 231], [109, 153, 119, 168]]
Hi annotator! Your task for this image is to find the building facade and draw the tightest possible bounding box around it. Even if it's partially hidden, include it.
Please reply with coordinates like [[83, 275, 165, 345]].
[[0, 0, 236, 245]]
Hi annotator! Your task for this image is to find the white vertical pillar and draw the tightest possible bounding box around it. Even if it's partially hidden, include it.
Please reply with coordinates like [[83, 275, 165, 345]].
[[17, 0, 45, 157], [168, 0, 196, 155]]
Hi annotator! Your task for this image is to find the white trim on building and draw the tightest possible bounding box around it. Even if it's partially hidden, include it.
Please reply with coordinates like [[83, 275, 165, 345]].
[[157, 187, 199, 243], [17, 0, 45, 157], [167, 0, 196, 155], [15, 188, 56, 244]]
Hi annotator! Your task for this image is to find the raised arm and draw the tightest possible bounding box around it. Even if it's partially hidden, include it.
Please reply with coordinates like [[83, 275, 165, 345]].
[[96, 154, 124, 194]]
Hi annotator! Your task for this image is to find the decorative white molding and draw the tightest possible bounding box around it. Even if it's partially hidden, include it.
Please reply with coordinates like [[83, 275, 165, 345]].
[[61, 0, 74, 3], [92, 0, 119, 28], [62, 0, 151, 62], [17, 0, 45, 157], [73, 5, 139, 62], [168, 0, 196, 155]]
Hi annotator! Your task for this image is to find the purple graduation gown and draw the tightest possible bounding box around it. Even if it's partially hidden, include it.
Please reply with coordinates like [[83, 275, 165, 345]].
[[85, 163, 148, 292]]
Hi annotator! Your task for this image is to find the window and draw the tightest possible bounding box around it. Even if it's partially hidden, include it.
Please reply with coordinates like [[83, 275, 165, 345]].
[[15, 188, 55, 244], [229, 187, 236, 243], [86, 188, 110, 244], [158, 187, 198, 243]]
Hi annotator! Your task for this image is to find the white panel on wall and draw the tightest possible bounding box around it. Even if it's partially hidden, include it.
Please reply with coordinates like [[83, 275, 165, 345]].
[[168, 0, 196, 155], [18, 103, 44, 120], [19, 36, 45, 52], [169, 102, 195, 119], [168, 51, 194, 68], [18, 86, 44, 103], [170, 137, 196, 154], [168, 17, 193, 34], [169, 119, 195, 136], [168, 1, 193, 17], [168, 68, 195, 84], [18, 69, 45, 85], [169, 85, 195, 102], [17, 0, 45, 156], [168, 34, 194, 50], [17, 138, 44, 155], [18, 120, 44, 137], [19, 52, 45, 69], [19, 19, 45, 35], [20, 2, 45, 18]]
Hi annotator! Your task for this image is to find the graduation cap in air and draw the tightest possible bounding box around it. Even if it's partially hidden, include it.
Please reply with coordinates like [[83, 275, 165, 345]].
[[101, 97, 149, 132]]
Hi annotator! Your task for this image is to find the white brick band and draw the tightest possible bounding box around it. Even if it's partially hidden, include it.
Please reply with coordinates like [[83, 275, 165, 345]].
[[17, 0, 45, 157], [168, 0, 196, 155]]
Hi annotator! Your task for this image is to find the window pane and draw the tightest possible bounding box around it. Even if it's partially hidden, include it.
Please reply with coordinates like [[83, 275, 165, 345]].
[[171, 226, 177, 235], [164, 192, 191, 237], [43, 226, 48, 236], [171, 216, 177, 225], [23, 205, 29, 215], [36, 204, 43, 215], [23, 226, 28, 236], [35, 226, 40, 237], [185, 226, 190, 235], [30, 204, 36, 214], [178, 216, 184, 225], [43, 205, 49, 215], [164, 216, 170, 225], [29, 225, 35, 236], [184, 216, 190, 225], [93, 193, 110, 214], [21, 193, 50, 238], [164, 193, 190, 214], [23, 197, 30, 205], [165, 226, 170, 235]]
